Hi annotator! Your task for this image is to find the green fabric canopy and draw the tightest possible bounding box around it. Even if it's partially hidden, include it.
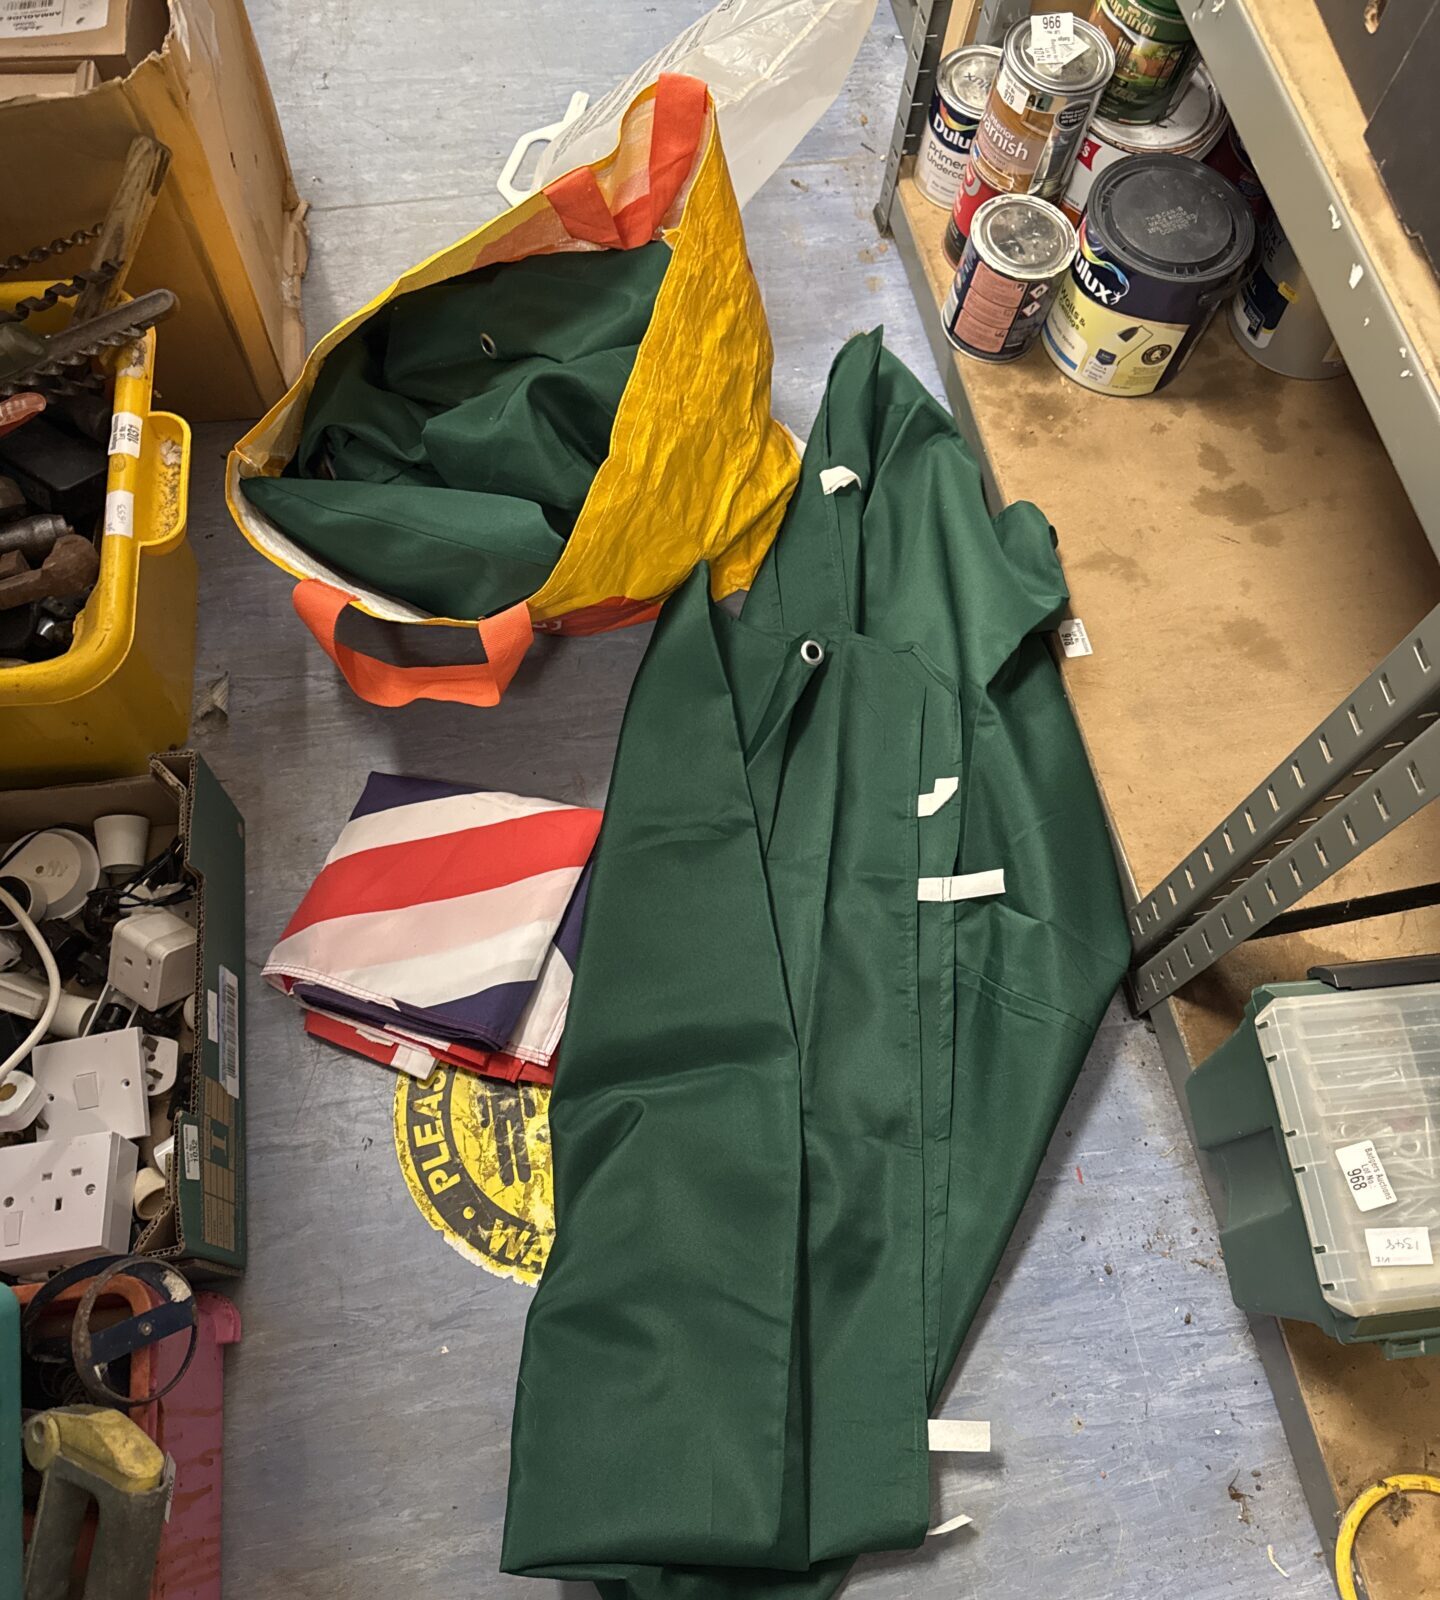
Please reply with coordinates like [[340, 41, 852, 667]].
[[502, 331, 1130, 1597], [241, 242, 671, 619]]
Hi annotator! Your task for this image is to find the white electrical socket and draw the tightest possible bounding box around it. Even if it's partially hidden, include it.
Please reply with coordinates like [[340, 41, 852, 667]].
[[108, 909, 196, 1011], [32, 1028, 151, 1141], [0, 1130, 137, 1275]]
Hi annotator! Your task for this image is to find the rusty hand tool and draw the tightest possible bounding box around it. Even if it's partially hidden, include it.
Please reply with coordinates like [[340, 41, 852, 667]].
[[72, 137, 171, 323], [0, 515, 70, 559], [0, 534, 98, 611], [0, 270, 119, 327], [0, 228, 103, 279], [0, 290, 176, 396]]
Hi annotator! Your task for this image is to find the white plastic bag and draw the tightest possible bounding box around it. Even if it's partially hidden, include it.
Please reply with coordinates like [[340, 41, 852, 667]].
[[504, 0, 879, 210]]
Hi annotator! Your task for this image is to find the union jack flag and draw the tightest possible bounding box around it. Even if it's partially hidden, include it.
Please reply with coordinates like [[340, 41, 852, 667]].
[[265, 773, 600, 1086]]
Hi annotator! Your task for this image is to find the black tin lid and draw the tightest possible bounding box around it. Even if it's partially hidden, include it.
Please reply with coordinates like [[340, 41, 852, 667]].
[[1087, 154, 1255, 283]]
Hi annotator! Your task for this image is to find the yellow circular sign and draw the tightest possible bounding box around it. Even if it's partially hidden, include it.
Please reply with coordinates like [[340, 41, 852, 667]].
[[394, 1067, 554, 1285]]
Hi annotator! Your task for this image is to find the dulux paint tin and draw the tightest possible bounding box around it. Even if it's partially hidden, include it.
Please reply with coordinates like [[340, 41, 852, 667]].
[[1231, 210, 1346, 380], [1043, 154, 1254, 396], [916, 46, 1002, 209]]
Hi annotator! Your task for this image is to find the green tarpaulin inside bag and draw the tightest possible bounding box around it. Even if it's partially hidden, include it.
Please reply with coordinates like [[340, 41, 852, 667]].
[[501, 332, 1131, 1598], [241, 242, 672, 620]]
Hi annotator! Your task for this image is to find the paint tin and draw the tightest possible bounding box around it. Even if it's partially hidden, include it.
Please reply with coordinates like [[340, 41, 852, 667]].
[[942, 195, 1076, 362], [944, 154, 1005, 264], [1205, 123, 1267, 219], [1060, 67, 1227, 225], [1230, 211, 1346, 379], [1042, 154, 1254, 396], [972, 18, 1115, 199], [1088, 0, 1198, 125], [916, 45, 1002, 209]]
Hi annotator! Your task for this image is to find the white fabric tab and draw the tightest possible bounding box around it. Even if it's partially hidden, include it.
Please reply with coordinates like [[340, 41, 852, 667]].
[[927, 1419, 991, 1453], [927, 1513, 974, 1537], [918, 870, 1005, 903], [917, 776, 959, 818], [819, 465, 861, 495]]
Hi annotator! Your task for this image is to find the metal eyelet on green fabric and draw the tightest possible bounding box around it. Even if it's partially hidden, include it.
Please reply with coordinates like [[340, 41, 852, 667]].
[[479, 332, 498, 358], [800, 639, 824, 666]]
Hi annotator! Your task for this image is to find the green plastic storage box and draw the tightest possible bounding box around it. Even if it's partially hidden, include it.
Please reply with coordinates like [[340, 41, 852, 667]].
[[1188, 970, 1440, 1360]]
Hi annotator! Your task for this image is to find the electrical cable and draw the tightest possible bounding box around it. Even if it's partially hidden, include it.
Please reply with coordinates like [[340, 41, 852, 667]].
[[1334, 1473, 1440, 1600], [0, 881, 61, 1086]]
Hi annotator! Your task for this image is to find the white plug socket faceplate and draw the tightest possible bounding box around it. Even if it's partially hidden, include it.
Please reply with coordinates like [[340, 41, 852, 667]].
[[32, 1028, 151, 1141], [0, 1129, 137, 1275]]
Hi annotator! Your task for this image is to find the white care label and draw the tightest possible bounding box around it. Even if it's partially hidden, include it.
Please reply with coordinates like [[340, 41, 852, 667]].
[[182, 1119, 201, 1182], [818, 465, 861, 496], [1335, 1140, 1398, 1213], [1058, 617, 1092, 657], [0, 0, 107, 38], [1365, 1227, 1433, 1269], [108, 409, 143, 458], [1030, 12, 1084, 68], [103, 488, 134, 538]]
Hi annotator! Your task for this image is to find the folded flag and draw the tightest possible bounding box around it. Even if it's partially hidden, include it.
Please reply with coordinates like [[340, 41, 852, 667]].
[[265, 773, 601, 1086]]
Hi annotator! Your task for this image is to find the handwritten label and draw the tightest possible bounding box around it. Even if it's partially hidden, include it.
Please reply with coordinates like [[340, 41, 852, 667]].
[[108, 410, 143, 458], [1058, 617, 1093, 657], [1030, 12, 1084, 68], [182, 1120, 200, 1182], [1335, 1139, 1398, 1213], [1365, 1227, 1433, 1269], [103, 488, 133, 539]]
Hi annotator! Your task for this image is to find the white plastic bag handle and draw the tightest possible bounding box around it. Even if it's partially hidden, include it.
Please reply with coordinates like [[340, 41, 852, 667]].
[[497, 91, 590, 207]]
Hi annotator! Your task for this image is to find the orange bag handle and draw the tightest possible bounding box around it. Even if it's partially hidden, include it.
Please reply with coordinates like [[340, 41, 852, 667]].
[[544, 72, 709, 248], [292, 580, 533, 708]]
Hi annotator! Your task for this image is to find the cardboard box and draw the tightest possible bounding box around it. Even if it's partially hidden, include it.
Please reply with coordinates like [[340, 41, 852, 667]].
[[0, 0, 307, 421], [0, 62, 99, 98], [0, 0, 168, 80], [0, 752, 246, 1276]]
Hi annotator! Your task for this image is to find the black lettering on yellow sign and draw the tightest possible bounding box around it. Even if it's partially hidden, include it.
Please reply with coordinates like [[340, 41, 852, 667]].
[[394, 1068, 554, 1285]]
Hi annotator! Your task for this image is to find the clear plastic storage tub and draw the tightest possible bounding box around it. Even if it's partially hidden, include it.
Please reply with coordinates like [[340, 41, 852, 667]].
[[1257, 982, 1440, 1319]]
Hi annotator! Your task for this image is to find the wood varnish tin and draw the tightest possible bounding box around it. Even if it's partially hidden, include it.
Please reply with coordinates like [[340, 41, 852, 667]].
[[973, 18, 1115, 200]]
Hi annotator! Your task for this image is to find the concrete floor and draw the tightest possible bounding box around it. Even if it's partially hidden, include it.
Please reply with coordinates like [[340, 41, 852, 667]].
[[187, 4, 1333, 1595]]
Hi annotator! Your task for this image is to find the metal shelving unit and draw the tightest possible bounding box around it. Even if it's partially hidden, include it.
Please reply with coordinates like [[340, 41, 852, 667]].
[[1188, 0, 1440, 562]]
